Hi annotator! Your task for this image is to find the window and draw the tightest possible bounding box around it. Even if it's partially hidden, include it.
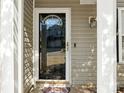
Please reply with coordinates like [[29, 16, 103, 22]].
[[118, 8, 124, 63]]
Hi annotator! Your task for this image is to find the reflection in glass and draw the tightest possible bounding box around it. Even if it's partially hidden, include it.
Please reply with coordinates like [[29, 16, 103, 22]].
[[39, 14, 66, 80]]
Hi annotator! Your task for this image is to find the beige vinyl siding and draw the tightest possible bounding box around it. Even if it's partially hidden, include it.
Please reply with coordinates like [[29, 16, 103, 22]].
[[24, 0, 33, 93], [35, 0, 97, 84], [117, 0, 124, 87], [118, 0, 124, 7], [117, 64, 124, 87]]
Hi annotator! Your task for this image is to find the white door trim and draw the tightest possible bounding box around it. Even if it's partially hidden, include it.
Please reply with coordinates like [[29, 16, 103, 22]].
[[33, 8, 71, 83]]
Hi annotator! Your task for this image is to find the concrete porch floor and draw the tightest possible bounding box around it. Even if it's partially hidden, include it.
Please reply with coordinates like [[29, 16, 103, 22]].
[[30, 86, 124, 93], [30, 85, 96, 93], [29, 81, 124, 93]]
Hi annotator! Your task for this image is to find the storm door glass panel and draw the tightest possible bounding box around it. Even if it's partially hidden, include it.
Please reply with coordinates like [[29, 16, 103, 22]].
[[39, 14, 66, 80]]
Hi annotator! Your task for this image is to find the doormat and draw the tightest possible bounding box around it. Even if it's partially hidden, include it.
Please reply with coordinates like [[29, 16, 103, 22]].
[[42, 87, 70, 93]]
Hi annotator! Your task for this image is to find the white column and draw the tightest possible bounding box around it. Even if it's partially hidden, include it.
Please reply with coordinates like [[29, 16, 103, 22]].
[[97, 0, 117, 93], [0, 0, 20, 93], [0, 0, 14, 93]]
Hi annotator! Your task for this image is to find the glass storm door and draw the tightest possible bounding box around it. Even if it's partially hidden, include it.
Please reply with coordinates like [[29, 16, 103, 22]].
[[39, 14, 66, 80]]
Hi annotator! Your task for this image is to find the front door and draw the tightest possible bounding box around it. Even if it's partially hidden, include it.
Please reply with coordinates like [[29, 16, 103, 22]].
[[39, 13, 66, 80]]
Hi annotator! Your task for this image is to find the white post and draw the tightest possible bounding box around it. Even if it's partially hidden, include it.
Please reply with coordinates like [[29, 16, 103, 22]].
[[97, 0, 117, 93], [0, 0, 22, 93], [0, 0, 15, 93]]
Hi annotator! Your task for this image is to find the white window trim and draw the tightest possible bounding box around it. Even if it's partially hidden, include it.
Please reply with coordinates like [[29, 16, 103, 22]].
[[33, 8, 71, 83], [118, 7, 124, 64]]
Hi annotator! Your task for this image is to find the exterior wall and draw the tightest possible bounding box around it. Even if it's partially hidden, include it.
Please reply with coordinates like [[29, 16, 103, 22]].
[[117, 0, 124, 87], [35, 0, 97, 84], [23, 0, 33, 92], [118, 0, 124, 7], [35, 0, 124, 86]]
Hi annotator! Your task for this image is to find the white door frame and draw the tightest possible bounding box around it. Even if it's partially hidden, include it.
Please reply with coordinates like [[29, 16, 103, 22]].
[[33, 8, 71, 82]]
